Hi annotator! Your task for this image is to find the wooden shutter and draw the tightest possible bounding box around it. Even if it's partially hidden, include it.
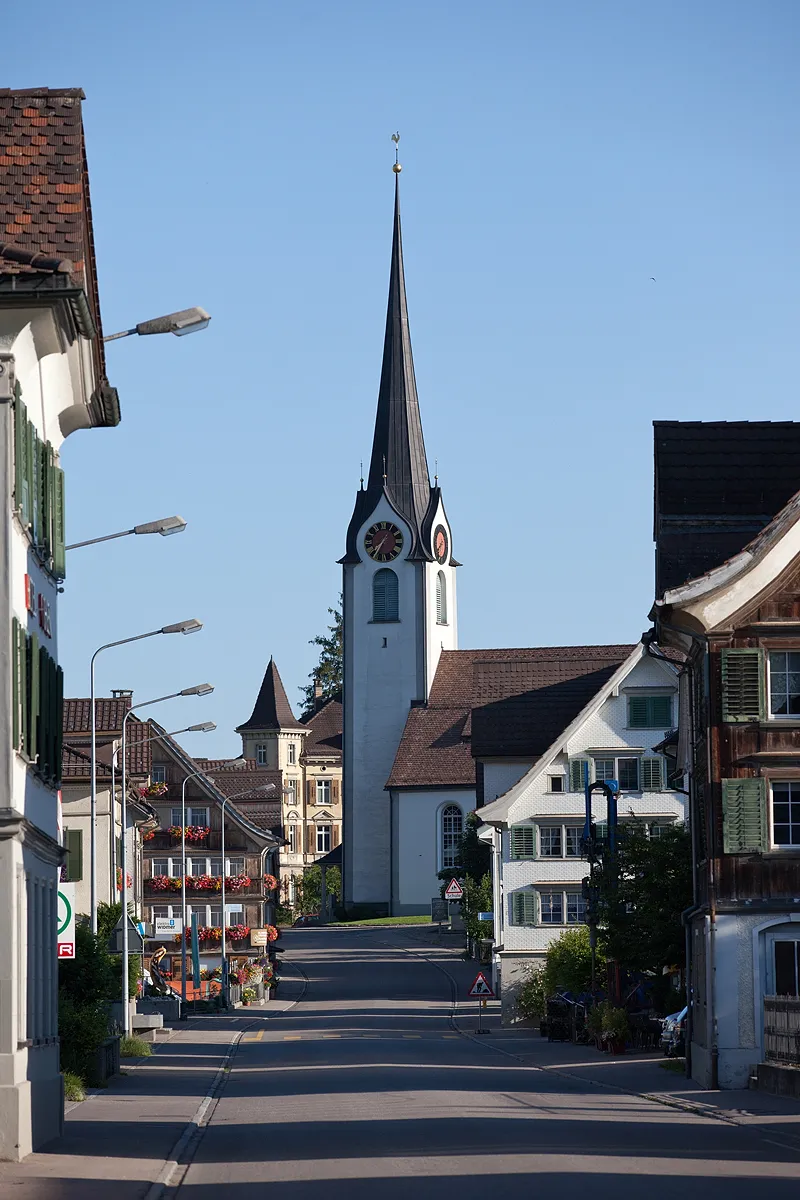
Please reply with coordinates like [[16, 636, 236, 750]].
[[641, 757, 663, 791], [629, 695, 672, 728], [721, 649, 764, 722], [13, 386, 28, 523], [65, 829, 83, 882], [37, 644, 48, 778], [332, 824, 340, 848], [331, 779, 340, 803], [373, 569, 398, 621], [569, 758, 590, 792], [510, 825, 536, 860], [722, 778, 767, 853], [512, 891, 537, 925], [53, 466, 66, 579], [27, 632, 39, 760], [306, 780, 314, 805]]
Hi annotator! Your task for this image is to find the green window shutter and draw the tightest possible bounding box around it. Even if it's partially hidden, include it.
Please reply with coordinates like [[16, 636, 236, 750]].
[[628, 696, 649, 727], [55, 664, 64, 785], [65, 829, 83, 882], [721, 778, 767, 853], [11, 618, 21, 751], [641, 757, 663, 791], [569, 758, 590, 792], [510, 825, 536, 860], [651, 695, 672, 726], [629, 695, 673, 727], [721, 649, 764, 723], [53, 466, 66, 579], [37, 644, 48, 776], [28, 632, 39, 761], [512, 891, 537, 925], [19, 625, 28, 756], [39, 441, 51, 559], [13, 385, 29, 525]]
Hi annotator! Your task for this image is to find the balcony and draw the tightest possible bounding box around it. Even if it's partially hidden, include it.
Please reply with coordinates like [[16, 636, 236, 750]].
[[144, 873, 275, 900], [142, 830, 249, 853]]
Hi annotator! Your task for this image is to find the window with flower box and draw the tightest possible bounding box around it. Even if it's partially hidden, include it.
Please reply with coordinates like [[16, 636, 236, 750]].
[[170, 807, 209, 828]]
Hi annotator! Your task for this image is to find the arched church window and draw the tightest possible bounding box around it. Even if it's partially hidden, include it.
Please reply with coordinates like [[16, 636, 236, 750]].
[[442, 804, 463, 870], [436, 571, 447, 625], [373, 568, 399, 622]]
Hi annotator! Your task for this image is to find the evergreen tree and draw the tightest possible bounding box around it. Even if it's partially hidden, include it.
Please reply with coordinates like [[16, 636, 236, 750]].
[[299, 597, 343, 718]]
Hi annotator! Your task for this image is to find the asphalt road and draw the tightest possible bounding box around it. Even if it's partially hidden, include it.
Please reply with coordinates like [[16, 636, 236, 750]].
[[169, 928, 800, 1199]]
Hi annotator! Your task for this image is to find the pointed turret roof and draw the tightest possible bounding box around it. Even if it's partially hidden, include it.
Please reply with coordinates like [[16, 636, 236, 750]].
[[342, 173, 434, 563], [236, 657, 305, 732]]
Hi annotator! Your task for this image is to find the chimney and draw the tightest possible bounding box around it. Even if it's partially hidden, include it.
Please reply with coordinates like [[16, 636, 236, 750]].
[[111, 689, 133, 698], [314, 679, 323, 712]]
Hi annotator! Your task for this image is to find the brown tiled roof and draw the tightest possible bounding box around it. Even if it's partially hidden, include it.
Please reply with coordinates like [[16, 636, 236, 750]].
[[302, 699, 342, 761], [61, 715, 151, 780], [62, 744, 110, 779], [228, 800, 282, 835], [387, 645, 637, 788], [654, 421, 800, 597], [63, 697, 131, 736], [195, 760, 282, 804], [0, 88, 106, 365], [236, 657, 305, 732]]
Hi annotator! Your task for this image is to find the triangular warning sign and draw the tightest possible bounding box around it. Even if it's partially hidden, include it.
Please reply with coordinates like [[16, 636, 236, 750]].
[[444, 878, 464, 900], [468, 971, 495, 998]]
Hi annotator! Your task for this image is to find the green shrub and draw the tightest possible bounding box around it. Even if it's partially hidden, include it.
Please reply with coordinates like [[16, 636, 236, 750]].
[[63, 1072, 86, 1102], [517, 964, 547, 1020], [587, 1000, 629, 1041], [58, 994, 111, 1078], [120, 1036, 152, 1059]]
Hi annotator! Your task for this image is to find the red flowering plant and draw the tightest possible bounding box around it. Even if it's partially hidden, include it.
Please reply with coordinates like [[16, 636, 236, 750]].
[[226, 924, 250, 941], [115, 869, 133, 892], [142, 829, 156, 842], [186, 874, 221, 893], [173, 925, 222, 944], [225, 874, 252, 893], [262, 873, 278, 892], [265, 924, 279, 943], [168, 825, 210, 843], [150, 875, 182, 892], [140, 781, 168, 800]]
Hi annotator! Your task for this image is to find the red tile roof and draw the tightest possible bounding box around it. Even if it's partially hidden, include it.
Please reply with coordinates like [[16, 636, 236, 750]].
[[302, 699, 342, 761], [387, 645, 637, 788], [63, 697, 131, 736], [0, 88, 106, 368], [61, 717, 151, 780]]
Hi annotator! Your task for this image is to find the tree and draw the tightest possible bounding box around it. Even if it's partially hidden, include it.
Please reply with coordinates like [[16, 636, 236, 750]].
[[299, 597, 343, 718], [295, 865, 342, 915], [596, 822, 692, 976], [518, 927, 605, 1020]]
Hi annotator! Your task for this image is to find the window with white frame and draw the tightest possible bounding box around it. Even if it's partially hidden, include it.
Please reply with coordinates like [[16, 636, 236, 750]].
[[287, 825, 297, 853], [316, 824, 331, 854], [548, 775, 565, 793], [170, 807, 209, 828], [594, 756, 639, 791], [771, 781, 800, 848], [316, 779, 331, 805], [566, 893, 587, 924], [256, 744, 268, 766], [288, 742, 297, 765], [769, 652, 800, 718], [151, 858, 179, 877], [538, 824, 583, 858], [286, 778, 297, 803], [511, 890, 587, 926], [442, 804, 463, 869], [151, 765, 166, 783], [187, 857, 245, 877], [539, 890, 564, 924], [185, 904, 243, 927]]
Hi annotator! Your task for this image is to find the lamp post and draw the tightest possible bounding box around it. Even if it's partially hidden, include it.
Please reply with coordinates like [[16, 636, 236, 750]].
[[104, 307, 211, 342], [89, 619, 202, 934], [119, 683, 213, 1036], [110, 721, 216, 901], [67, 515, 186, 552]]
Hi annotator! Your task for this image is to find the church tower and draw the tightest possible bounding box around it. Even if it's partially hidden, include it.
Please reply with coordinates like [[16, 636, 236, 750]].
[[341, 163, 458, 913]]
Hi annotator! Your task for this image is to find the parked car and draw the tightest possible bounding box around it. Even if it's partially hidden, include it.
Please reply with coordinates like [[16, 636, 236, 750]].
[[292, 913, 320, 926], [660, 1006, 688, 1057]]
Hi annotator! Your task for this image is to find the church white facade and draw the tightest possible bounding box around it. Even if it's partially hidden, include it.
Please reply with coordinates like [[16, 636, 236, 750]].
[[341, 171, 458, 913]]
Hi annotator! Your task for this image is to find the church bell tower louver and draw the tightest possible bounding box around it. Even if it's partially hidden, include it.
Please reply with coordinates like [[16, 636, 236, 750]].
[[341, 154, 458, 913]]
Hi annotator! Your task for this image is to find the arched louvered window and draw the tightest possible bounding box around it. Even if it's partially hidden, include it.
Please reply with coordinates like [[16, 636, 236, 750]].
[[372, 568, 399, 622], [442, 804, 463, 870], [436, 570, 447, 625]]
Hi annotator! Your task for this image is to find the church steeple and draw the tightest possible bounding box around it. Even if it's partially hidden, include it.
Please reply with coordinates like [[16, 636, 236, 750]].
[[342, 169, 433, 563]]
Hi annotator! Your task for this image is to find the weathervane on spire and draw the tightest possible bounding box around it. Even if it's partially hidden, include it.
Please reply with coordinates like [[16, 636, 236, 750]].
[[391, 131, 401, 174]]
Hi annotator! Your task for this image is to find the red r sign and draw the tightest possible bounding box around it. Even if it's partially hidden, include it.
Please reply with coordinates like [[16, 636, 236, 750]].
[[57, 942, 74, 959]]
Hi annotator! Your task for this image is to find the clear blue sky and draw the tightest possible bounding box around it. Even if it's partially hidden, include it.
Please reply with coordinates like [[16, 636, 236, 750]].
[[7, 2, 800, 756]]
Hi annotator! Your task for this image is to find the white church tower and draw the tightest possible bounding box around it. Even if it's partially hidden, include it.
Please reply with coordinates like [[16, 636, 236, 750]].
[[341, 163, 458, 914]]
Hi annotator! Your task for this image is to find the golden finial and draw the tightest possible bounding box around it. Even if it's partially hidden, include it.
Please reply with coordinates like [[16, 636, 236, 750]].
[[391, 131, 402, 173]]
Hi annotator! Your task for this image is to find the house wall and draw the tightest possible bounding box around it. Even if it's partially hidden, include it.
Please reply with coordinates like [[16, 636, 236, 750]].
[[489, 653, 685, 1022], [391, 787, 475, 915], [0, 319, 95, 1159], [482, 761, 533, 806]]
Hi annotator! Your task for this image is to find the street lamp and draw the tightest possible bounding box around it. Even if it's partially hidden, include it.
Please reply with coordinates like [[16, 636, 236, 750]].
[[104, 307, 211, 342], [109, 721, 217, 897], [67, 516, 187, 552], [119, 684, 214, 1036], [88, 618, 202, 934]]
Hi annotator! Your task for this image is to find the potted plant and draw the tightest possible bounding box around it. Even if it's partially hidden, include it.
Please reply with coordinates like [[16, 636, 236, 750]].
[[241, 986, 257, 1007]]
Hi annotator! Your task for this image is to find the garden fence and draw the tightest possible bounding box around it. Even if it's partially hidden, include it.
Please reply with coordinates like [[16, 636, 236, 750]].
[[764, 995, 800, 1067]]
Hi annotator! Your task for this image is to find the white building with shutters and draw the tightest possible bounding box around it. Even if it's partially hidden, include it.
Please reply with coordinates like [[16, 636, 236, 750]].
[[478, 642, 686, 1022]]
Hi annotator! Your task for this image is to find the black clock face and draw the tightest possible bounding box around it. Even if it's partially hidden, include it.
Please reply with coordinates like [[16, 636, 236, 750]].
[[433, 524, 449, 565], [364, 521, 403, 562]]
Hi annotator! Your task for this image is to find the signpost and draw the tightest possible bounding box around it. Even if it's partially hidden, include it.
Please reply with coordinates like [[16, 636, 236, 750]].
[[430, 898, 448, 926], [57, 884, 75, 959], [468, 970, 495, 1035], [250, 928, 269, 947], [155, 917, 178, 938], [444, 878, 464, 901], [109, 916, 145, 954]]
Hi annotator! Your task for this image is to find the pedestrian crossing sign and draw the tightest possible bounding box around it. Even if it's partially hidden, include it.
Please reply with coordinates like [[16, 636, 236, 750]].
[[467, 972, 494, 998]]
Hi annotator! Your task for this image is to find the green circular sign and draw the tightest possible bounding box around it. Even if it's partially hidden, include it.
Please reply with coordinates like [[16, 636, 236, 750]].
[[57, 890, 72, 936]]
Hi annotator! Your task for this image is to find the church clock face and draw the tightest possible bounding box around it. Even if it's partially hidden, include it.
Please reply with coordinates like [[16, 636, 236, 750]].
[[364, 521, 403, 563], [433, 524, 449, 565]]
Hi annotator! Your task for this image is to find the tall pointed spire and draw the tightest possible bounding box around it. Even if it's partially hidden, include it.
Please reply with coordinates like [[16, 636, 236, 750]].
[[365, 172, 432, 534], [236, 656, 305, 732]]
